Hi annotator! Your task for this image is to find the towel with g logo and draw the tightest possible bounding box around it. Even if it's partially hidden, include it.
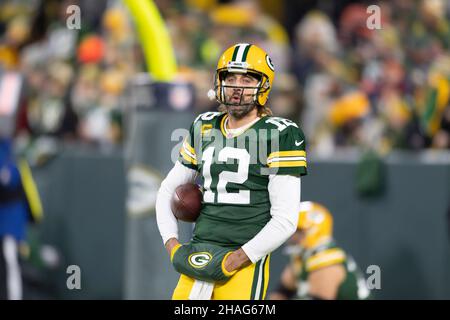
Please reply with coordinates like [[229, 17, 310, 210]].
[[171, 242, 238, 283]]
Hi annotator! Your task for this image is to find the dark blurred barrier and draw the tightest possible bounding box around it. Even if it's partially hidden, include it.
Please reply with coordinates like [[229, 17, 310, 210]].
[[123, 110, 194, 299], [31, 113, 450, 299], [31, 145, 126, 299]]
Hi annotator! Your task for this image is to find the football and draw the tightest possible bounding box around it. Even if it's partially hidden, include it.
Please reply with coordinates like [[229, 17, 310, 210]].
[[171, 183, 202, 222]]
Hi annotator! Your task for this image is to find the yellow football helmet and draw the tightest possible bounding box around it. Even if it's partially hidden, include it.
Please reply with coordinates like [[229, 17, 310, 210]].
[[297, 201, 333, 249], [214, 43, 275, 107]]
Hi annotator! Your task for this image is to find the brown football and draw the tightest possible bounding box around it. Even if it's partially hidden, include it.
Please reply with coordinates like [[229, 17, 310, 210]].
[[171, 183, 202, 222]]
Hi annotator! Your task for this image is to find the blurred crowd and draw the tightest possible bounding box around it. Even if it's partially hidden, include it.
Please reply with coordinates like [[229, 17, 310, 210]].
[[291, 1, 450, 154], [0, 0, 449, 155], [0, 0, 142, 150]]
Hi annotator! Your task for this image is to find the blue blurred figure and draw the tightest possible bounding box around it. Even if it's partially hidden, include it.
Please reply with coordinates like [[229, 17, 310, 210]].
[[0, 138, 43, 300]]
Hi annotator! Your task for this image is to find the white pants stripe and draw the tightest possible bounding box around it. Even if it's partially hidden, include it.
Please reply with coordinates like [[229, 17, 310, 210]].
[[2, 236, 22, 300]]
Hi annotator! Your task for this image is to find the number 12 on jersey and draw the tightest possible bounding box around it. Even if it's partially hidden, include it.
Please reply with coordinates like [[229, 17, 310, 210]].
[[202, 146, 251, 204]]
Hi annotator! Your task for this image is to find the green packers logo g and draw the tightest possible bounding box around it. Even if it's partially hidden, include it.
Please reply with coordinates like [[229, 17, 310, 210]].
[[265, 54, 275, 71], [188, 252, 212, 268]]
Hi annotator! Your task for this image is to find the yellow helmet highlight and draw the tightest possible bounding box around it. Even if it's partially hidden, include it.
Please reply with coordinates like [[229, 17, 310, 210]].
[[214, 43, 275, 107], [297, 201, 333, 249]]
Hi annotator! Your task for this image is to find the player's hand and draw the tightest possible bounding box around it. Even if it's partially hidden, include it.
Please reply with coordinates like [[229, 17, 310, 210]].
[[165, 238, 180, 256], [223, 248, 251, 273]]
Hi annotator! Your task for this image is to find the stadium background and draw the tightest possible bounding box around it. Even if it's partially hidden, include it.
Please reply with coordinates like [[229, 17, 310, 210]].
[[0, 0, 449, 299]]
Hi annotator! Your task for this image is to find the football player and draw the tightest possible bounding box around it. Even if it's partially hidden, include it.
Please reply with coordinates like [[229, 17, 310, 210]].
[[269, 201, 372, 300], [156, 43, 308, 299]]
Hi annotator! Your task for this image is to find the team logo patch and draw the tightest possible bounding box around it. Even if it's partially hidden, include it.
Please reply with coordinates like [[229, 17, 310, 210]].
[[188, 252, 212, 268], [265, 54, 275, 71], [201, 124, 213, 136]]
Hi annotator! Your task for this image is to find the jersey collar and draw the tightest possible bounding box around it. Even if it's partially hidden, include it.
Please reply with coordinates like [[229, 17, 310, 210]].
[[220, 114, 265, 139]]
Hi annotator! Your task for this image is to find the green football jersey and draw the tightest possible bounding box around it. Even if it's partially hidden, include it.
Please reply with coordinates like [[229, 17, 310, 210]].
[[292, 241, 371, 300], [178, 111, 307, 248]]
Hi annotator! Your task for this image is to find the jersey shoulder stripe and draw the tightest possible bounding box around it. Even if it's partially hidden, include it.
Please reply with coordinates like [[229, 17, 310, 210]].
[[267, 150, 307, 168], [261, 117, 307, 174], [306, 248, 346, 272]]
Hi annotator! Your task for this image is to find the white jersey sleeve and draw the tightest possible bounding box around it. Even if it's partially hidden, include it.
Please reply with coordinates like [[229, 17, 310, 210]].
[[241, 174, 300, 263]]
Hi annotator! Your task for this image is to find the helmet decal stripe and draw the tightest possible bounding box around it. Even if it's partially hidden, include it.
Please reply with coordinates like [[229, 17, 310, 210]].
[[242, 44, 252, 62], [231, 45, 240, 61], [234, 43, 250, 62], [241, 44, 252, 62]]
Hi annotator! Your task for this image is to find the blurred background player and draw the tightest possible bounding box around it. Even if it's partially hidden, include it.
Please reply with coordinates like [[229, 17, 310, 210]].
[[269, 201, 371, 300], [0, 137, 43, 300]]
